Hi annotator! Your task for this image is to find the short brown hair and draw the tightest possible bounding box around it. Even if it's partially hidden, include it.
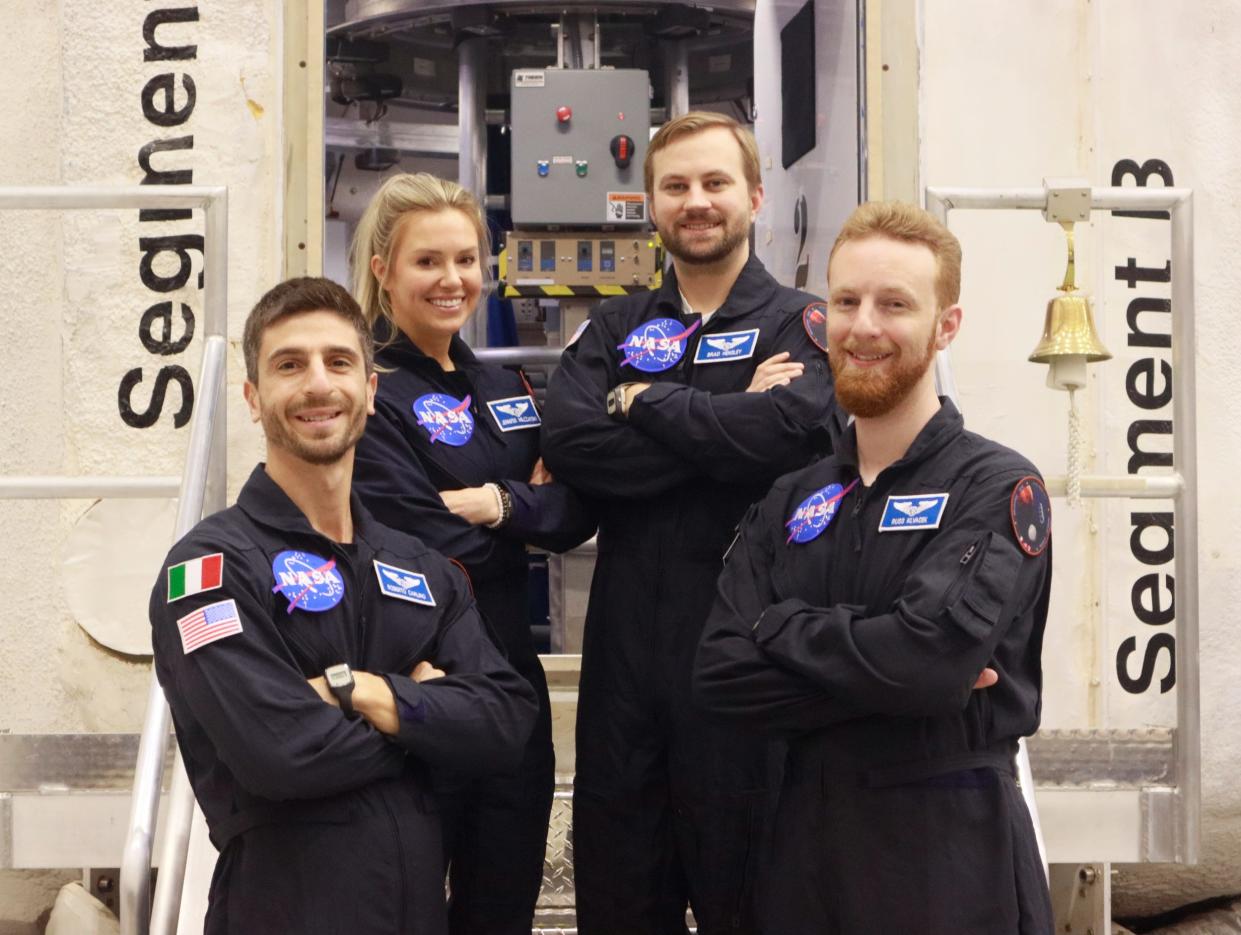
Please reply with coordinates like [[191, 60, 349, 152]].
[[644, 111, 762, 196], [828, 202, 963, 309], [242, 277, 374, 383]]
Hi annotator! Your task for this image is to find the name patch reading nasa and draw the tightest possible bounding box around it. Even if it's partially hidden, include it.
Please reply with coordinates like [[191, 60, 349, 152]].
[[413, 393, 475, 446], [616, 317, 700, 373], [374, 560, 436, 606], [802, 301, 829, 353], [1010, 476, 1051, 557], [271, 550, 346, 613], [693, 328, 760, 364], [487, 395, 542, 432], [786, 479, 859, 544], [879, 493, 950, 532]]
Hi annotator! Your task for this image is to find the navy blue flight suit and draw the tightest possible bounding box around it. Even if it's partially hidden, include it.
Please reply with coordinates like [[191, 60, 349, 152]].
[[694, 400, 1055, 934], [353, 324, 595, 935], [150, 466, 538, 935], [541, 256, 837, 935]]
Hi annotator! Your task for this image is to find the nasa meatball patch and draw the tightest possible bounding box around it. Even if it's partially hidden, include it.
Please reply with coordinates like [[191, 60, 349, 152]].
[[413, 393, 475, 446], [271, 550, 346, 613], [1010, 476, 1051, 557], [785, 478, 859, 544], [616, 317, 700, 373]]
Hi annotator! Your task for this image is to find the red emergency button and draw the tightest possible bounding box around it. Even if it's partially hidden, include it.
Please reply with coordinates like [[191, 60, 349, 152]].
[[557, 105, 572, 124]]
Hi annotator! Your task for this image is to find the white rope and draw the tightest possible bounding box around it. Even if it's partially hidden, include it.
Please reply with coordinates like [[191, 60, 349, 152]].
[[1067, 387, 1083, 507]]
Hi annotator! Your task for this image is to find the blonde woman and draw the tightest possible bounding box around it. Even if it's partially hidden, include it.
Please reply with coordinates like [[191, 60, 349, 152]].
[[350, 172, 593, 934]]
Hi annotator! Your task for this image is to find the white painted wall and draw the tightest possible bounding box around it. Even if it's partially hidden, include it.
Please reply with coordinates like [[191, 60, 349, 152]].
[[0, 0, 280, 923], [920, 0, 1241, 916]]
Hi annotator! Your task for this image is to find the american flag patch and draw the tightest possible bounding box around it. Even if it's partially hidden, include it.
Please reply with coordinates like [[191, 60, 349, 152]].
[[177, 599, 243, 654]]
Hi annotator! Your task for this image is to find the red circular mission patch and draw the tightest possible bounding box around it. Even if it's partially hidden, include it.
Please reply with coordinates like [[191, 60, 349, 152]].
[[802, 301, 829, 353], [1010, 476, 1051, 557]]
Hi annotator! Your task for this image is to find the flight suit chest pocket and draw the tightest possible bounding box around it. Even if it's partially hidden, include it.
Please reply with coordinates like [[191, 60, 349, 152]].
[[944, 531, 1023, 641]]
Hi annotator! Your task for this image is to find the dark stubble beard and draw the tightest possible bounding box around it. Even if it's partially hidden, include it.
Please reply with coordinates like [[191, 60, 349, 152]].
[[829, 324, 938, 419], [657, 212, 751, 267], [261, 395, 368, 466]]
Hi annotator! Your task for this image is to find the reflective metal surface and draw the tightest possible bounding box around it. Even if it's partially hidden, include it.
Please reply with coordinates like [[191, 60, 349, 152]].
[[337, 0, 754, 38], [1027, 729, 1173, 787], [0, 734, 173, 792]]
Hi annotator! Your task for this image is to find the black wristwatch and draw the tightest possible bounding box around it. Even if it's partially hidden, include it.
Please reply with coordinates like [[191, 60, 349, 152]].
[[324, 663, 356, 717]]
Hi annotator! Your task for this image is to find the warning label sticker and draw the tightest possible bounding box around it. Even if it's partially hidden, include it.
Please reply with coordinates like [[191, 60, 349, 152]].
[[606, 192, 647, 222]]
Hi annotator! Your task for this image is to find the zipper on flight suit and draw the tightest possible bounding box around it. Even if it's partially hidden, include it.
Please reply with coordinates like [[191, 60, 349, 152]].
[[850, 482, 867, 553]]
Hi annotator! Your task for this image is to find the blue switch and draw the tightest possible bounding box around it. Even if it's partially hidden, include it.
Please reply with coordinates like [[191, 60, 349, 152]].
[[537, 161, 550, 177]]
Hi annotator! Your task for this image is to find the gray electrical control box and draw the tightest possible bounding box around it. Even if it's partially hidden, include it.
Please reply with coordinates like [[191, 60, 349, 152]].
[[509, 68, 651, 227]]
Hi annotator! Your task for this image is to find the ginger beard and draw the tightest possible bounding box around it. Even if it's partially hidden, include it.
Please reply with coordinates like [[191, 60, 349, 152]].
[[828, 317, 939, 419]]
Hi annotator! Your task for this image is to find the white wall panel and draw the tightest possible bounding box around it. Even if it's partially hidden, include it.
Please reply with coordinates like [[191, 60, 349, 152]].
[[921, 0, 1241, 915]]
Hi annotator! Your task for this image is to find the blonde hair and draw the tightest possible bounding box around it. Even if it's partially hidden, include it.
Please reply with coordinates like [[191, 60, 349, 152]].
[[349, 173, 491, 336], [828, 201, 962, 309], [644, 111, 762, 196]]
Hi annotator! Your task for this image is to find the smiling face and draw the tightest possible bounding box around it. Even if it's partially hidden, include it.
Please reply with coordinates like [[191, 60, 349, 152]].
[[243, 309, 376, 467], [371, 208, 484, 349], [826, 235, 960, 419], [648, 126, 763, 267]]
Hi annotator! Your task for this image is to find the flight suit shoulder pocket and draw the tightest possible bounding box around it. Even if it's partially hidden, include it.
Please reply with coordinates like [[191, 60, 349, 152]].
[[945, 531, 1023, 641]]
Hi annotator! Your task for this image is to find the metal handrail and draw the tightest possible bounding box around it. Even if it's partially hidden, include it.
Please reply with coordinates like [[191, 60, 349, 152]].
[[0, 477, 181, 498], [126, 190, 229, 935], [0, 185, 229, 933], [926, 184, 1200, 865], [474, 346, 565, 367]]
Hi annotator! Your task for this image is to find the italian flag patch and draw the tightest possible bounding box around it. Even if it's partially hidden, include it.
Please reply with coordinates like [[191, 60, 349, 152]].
[[167, 553, 224, 603]]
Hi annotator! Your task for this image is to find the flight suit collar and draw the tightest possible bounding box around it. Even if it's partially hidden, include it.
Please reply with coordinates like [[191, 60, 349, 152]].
[[373, 318, 482, 376], [655, 254, 779, 323], [236, 463, 392, 555], [833, 398, 964, 473]]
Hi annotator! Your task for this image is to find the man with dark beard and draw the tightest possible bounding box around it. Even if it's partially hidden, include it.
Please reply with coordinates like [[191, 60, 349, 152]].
[[541, 112, 837, 934], [149, 277, 537, 934], [693, 202, 1055, 934]]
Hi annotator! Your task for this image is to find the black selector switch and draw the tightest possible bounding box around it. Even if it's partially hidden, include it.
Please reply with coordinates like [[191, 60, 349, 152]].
[[610, 134, 635, 168]]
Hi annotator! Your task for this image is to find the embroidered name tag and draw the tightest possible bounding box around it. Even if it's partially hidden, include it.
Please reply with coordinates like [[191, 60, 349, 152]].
[[487, 395, 541, 432], [693, 328, 760, 364], [374, 560, 436, 606], [879, 493, 949, 531]]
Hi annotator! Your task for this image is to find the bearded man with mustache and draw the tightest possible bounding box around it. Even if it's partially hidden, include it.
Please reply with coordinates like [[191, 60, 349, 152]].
[[695, 202, 1056, 935]]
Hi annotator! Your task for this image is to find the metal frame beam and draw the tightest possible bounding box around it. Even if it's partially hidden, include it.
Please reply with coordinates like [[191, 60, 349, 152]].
[[926, 183, 1200, 865]]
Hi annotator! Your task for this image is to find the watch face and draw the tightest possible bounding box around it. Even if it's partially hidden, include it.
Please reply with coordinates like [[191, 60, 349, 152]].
[[325, 663, 351, 688]]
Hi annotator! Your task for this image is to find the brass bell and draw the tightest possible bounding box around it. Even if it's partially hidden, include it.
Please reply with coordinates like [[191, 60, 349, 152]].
[[1028, 292, 1112, 364], [1028, 222, 1111, 390]]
